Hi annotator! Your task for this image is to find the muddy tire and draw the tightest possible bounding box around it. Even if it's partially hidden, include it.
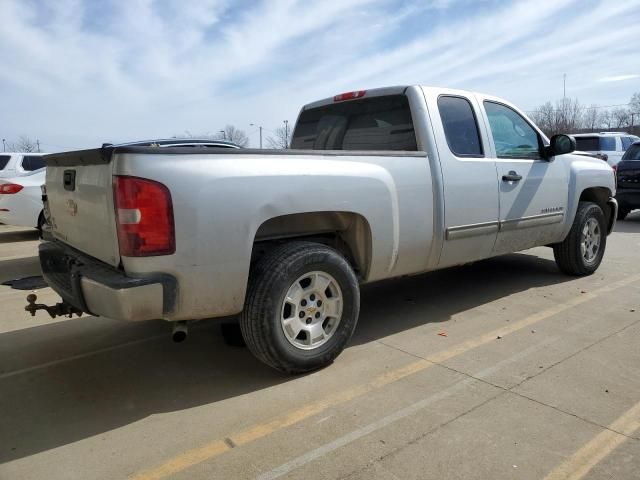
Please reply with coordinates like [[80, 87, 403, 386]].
[[553, 201, 606, 276], [240, 241, 360, 374]]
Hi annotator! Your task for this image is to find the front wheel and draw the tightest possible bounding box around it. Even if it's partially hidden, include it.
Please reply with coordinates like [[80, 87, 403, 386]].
[[240, 241, 360, 374], [553, 201, 606, 276]]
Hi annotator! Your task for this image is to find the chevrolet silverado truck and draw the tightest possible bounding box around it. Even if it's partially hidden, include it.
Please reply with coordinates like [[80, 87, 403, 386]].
[[32, 86, 617, 373]]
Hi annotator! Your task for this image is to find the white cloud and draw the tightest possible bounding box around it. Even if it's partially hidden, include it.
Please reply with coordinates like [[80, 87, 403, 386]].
[[598, 74, 640, 83], [0, 0, 639, 151]]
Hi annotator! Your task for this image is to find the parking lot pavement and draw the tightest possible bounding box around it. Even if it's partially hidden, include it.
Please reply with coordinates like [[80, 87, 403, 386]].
[[1, 214, 639, 480]]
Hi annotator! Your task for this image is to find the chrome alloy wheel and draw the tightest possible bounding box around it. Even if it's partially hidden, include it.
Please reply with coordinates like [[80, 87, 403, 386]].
[[280, 271, 343, 350], [581, 218, 601, 263]]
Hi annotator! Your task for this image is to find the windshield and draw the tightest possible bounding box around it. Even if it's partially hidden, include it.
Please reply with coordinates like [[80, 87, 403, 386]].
[[0, 155, 10, 170], [622, 144, 640, 160], [291, 95, 417, 151]]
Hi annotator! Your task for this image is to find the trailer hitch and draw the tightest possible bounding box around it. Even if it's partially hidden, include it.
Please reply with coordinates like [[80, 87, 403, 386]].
[[25, 293, 83, 319]]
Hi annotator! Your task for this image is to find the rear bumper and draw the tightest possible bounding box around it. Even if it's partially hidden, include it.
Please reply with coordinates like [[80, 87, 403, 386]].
[[39, 241, 177, 321]]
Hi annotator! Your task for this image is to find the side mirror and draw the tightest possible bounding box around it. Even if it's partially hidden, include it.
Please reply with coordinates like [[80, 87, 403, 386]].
[[545, 134, 576, 158]]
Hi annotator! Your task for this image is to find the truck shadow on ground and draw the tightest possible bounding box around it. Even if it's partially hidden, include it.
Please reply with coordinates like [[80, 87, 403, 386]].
[[0, 251, 572, 463], [613, 211, 640, 233], [0, 256, 42, 283], [0, 228, 39, 244]]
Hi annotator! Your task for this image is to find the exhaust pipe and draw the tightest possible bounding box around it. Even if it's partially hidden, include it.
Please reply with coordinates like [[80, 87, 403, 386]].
[[172, 321, 188, 343]]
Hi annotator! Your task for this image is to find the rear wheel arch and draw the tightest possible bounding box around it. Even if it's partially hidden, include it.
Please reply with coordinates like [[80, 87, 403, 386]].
[[251, 211, 373, 280]]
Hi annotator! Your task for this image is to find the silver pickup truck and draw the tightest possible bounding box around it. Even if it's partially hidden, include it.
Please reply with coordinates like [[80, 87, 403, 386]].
[[33, 86, 617, 373]]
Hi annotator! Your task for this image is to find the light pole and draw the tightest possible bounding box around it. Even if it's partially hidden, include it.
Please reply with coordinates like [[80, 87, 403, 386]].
[[250, 123, 263, 149], [219, 130, 226, 140], [2, 139, 5, 152], [283, 120, 289, 149]]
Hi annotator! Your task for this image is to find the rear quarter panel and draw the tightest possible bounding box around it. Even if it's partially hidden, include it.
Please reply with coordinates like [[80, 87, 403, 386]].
[[113, 152, 434, 320]]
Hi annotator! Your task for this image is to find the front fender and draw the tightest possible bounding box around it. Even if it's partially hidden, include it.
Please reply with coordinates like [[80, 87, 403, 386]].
[[561, 157, 616, 239]]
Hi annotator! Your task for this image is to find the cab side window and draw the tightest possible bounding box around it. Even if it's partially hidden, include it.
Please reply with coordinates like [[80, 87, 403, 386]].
[[437, 96, 483, 157], [484, 101, 542, 159]]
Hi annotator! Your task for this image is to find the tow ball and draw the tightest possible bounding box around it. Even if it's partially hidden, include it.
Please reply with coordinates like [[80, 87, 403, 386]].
[[25, 293, 83, 319]]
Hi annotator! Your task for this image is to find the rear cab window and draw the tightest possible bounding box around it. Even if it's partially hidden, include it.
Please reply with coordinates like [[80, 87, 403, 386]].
[[437, 96, 483, 157], [0, 155, 10, 170], [291, 94, 417, 151], [21, 155, 46, 171]]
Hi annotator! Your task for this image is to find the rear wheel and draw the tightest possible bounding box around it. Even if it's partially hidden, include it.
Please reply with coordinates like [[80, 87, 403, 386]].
[[240, 241, 360, 374], [553, 201, 606, 276]]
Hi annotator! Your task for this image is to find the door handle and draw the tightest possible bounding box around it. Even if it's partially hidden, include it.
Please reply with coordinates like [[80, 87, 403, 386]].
[[502, 171, 522, 182]]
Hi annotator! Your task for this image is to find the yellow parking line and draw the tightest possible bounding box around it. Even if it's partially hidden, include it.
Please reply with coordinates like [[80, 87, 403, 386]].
[[544, 400, 640, 480], [131, 359, 432, 480], [130, 273, 640, 480]]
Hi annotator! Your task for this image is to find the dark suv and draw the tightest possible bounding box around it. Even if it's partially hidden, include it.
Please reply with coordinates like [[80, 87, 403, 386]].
[[615, 141, 640, 220]]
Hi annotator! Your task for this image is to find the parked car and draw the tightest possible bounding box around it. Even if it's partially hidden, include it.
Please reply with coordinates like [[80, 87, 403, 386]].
[[34, 86, 616, 373], [0, 169, 46, 231], [615, 141, 640, 220], [0, 152, 48, 179], [571, 132, 640, 167]]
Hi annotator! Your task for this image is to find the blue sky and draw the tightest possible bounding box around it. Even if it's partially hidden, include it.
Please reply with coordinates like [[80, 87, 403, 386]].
[[1, 0, 639, 150]]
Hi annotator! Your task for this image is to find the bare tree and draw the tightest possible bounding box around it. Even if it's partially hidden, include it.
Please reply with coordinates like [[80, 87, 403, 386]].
[[599, 110, 612, 130], [266, 126, 290, 149], [630, 92, 640, 113], [530, 98, 582, 137], [612, 108, 630, 128], [172, 126, 249, 147], [530, 102, 555, 135], [582, 105, 600, 132], [6, 135, 39, 152], [219, 125, 249, 147]]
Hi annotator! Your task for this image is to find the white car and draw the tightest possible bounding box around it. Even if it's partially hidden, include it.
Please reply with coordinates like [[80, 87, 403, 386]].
[[0, 169, 46, 231], [0, 152, 48, 178], [571, 132, 640, 167]]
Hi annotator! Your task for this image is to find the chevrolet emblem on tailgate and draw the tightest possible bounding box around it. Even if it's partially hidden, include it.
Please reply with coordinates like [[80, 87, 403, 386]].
[[65, 199, 78, 216]]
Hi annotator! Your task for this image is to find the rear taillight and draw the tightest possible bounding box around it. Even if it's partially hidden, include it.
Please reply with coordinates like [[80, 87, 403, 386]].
[[113, 176, 175, 257], [0, 183, 24, 194]]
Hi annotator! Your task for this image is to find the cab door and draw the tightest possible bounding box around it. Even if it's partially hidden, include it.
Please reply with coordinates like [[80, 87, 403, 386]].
[[478, 98, 569, 254], [425, 91, 500, 268]]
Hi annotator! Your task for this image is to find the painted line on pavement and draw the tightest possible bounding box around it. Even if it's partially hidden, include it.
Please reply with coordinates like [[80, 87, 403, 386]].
[[543, 400, 640, 480], [0, 334, 168, 380], [129, 273, 640, 480], [256, 339, 558, 480]]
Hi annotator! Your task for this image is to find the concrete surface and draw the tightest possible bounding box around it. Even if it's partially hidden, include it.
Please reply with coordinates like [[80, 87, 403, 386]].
[[0, 213, 639, 480]]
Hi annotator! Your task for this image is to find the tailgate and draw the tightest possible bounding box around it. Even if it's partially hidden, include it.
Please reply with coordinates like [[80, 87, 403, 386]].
[[45, 148, 120, 266]]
